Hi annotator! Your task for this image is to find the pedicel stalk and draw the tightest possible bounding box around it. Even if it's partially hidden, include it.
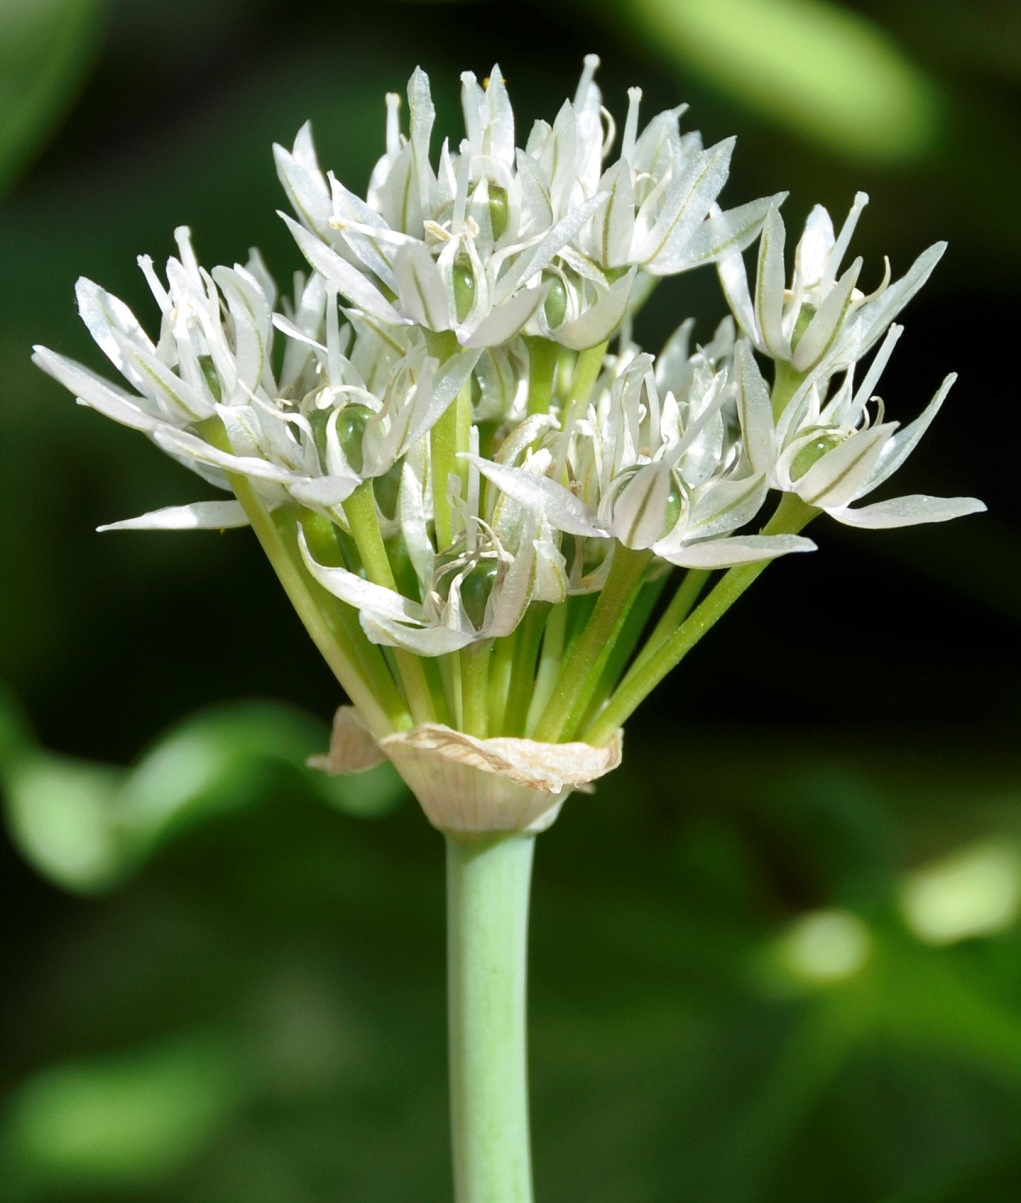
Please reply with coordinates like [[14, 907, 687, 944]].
[[35, 56, 984, 1202]]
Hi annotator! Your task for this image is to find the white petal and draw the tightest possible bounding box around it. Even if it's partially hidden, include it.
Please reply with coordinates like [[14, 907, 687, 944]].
[[733, 340, 775, 474], [755, 205, 788, 360], [791, 258, 861, 373], [273, 136, 332, 234], [829, 494, 986, 529], [288, 474, 361, 508], [638, 138, 735, 271], [111, 329, 214, 421], [153, 428, 297, 483], [794, 203, 836, 286], [393, 242, 450, 331], [656, 533, 815, 568], [686, 473, 769, 541], [281, 214, 409, 326], [718, 251, 757, 352], [494, 194, 606, 302], [596, 158, 636, 268], [32, 348, 161, 432], [98, 501, 249, 532], [842, 242, 946, 360], [795, 424, 895, 510], [360, 612, 477, 656], [858, 373, 955, 496], [670, 192, 784, 273], [553, 269, 635, 350], [466, 454, 608, 538], [75, 278, 155, 372], [297, 527, 426, 621], [465, 285, 547, 348]]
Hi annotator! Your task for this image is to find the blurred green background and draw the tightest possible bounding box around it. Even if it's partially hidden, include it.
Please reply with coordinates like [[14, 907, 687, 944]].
[[1, 0, 1020, 1198]]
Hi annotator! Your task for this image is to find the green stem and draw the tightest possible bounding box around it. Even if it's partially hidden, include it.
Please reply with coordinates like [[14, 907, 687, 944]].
[[524, 337, 559, 416], [487, 632, 516, 735], [532, 545, 651, 743], [432, 396, 460, 552], [583, 495, 816, 744], [344, 482, 437, 725], [227, 475, 407, 739], [503, 604, 551, 737], [460, 641, 492, 739], [524, 602, 568, 735], [626, 568, 710, 681], [577, 569, 671, 733], [446, 834, 535, 1203], [567, 340, 608, 406]]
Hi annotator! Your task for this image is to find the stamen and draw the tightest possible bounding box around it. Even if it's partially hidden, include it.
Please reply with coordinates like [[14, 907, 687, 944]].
[[574, 53, 600, 108], [460, 72, 482, 153], [385, 92, 402, 158], [622, 88, 642, 162]]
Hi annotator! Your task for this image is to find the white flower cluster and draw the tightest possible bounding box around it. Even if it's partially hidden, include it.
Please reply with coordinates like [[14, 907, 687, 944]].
[[35, 59, 983, 664]]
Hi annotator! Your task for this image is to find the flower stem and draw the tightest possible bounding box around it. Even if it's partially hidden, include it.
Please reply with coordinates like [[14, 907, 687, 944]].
[[524, 337, 559, 416], [344, 482, 437, 725], [625, 567, 710, 680], [583, 495, 816, 744], [446, 833, 535, 1203], [567, 340, 608, 406], [460, 641, 492, 738], [531, 545, 651, 743], [503, 603, 551, 736], [227, 475, 407, 738]]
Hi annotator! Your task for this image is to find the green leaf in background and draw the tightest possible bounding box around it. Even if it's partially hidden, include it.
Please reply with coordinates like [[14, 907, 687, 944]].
[[621, 0, 947, 161], [0, 0, 109, 197], [0, 1033, 245, 1201], [0, 687, 406, 894]]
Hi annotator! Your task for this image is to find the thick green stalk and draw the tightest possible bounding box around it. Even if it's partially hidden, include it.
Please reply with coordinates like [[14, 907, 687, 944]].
[[432, 396, 461, 551], [447, 834, 535, 1203], [524, 601, 568, 735], [583, 495, 816, 744], [576, 570, 671, 734]]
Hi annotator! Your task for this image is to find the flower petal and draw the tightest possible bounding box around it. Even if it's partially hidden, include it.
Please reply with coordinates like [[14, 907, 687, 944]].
[[465, 454, 608, 538], [97, 501, 249, 532], [281, 214, 409, 326], [829, 494, 986, 529], [32, 348, 161, 432], [656, 533, 815, 568]]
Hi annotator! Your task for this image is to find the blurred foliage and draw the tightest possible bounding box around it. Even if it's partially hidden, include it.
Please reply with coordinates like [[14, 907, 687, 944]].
[[0, 0, 108, 197], [1, 0, 1020, 1198], [0, 688, 404, 894], [3, 704, 1021, 1199]]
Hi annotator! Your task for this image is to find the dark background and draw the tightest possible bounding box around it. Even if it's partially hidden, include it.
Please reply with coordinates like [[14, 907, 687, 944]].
[[1, 0, 1019, 1198]]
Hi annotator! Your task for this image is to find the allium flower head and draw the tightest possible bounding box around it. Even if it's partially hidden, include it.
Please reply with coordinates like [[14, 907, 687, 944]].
[[34, 58, 984, 833]]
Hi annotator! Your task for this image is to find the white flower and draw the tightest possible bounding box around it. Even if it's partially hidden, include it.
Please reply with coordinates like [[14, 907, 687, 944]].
[[464, 336, 814, 573], [33, 228, 296, 531], [275, 68, 610, 349], [276, 58, 780, 355], [297, 440, 568, 655], [719, 192, 946, 377], [768, 324, 985, 527]]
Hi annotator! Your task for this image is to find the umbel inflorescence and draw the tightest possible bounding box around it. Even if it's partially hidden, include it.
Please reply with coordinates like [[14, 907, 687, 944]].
[[35, 58, 983, 831]]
